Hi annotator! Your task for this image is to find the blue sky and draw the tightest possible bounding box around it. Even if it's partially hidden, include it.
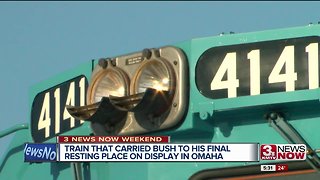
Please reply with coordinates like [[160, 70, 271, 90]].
[[0, 1, 320, 158]]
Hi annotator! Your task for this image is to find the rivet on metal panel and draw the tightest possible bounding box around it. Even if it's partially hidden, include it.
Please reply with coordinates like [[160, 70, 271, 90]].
[[173, 102, 177, 107], [199, 112, 209, 120], [110, 58, 117, 66], [98, 58, 108, 69], [142, 48, 152, 59], [193, 102, 214, 120], [154, 49, 161, 57]]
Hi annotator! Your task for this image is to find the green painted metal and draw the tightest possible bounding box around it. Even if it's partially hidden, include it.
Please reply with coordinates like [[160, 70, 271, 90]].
[[1, 24, 320, 179], [0, 123, 29, 138]]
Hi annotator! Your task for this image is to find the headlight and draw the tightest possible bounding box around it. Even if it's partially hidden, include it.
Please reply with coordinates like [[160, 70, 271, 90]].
[[130, 58, 175, 118], [68, 63, 130, 135], [87, 67, 129, 104], [133, 59, 175, 94], [67, 47, 188, 136]]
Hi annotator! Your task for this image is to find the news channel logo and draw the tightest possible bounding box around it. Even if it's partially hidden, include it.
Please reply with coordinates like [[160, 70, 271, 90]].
[[260, 144, 306, 161], [24, 143, 57, 162]]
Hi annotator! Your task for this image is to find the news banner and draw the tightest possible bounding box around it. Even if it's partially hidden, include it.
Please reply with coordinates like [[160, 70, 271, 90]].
[[24, 136, 307, 172]]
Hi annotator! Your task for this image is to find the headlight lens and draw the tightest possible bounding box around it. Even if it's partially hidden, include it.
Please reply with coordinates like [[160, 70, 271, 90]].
[[87, 68, 129, 104], [133, 60, 174, 94]]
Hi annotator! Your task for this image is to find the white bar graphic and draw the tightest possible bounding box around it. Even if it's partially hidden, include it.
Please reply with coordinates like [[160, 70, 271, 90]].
[[58, 143, 258, 162]]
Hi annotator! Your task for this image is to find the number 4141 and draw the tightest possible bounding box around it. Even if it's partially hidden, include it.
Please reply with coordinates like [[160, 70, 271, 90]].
[[211, 43, 319, 98]]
